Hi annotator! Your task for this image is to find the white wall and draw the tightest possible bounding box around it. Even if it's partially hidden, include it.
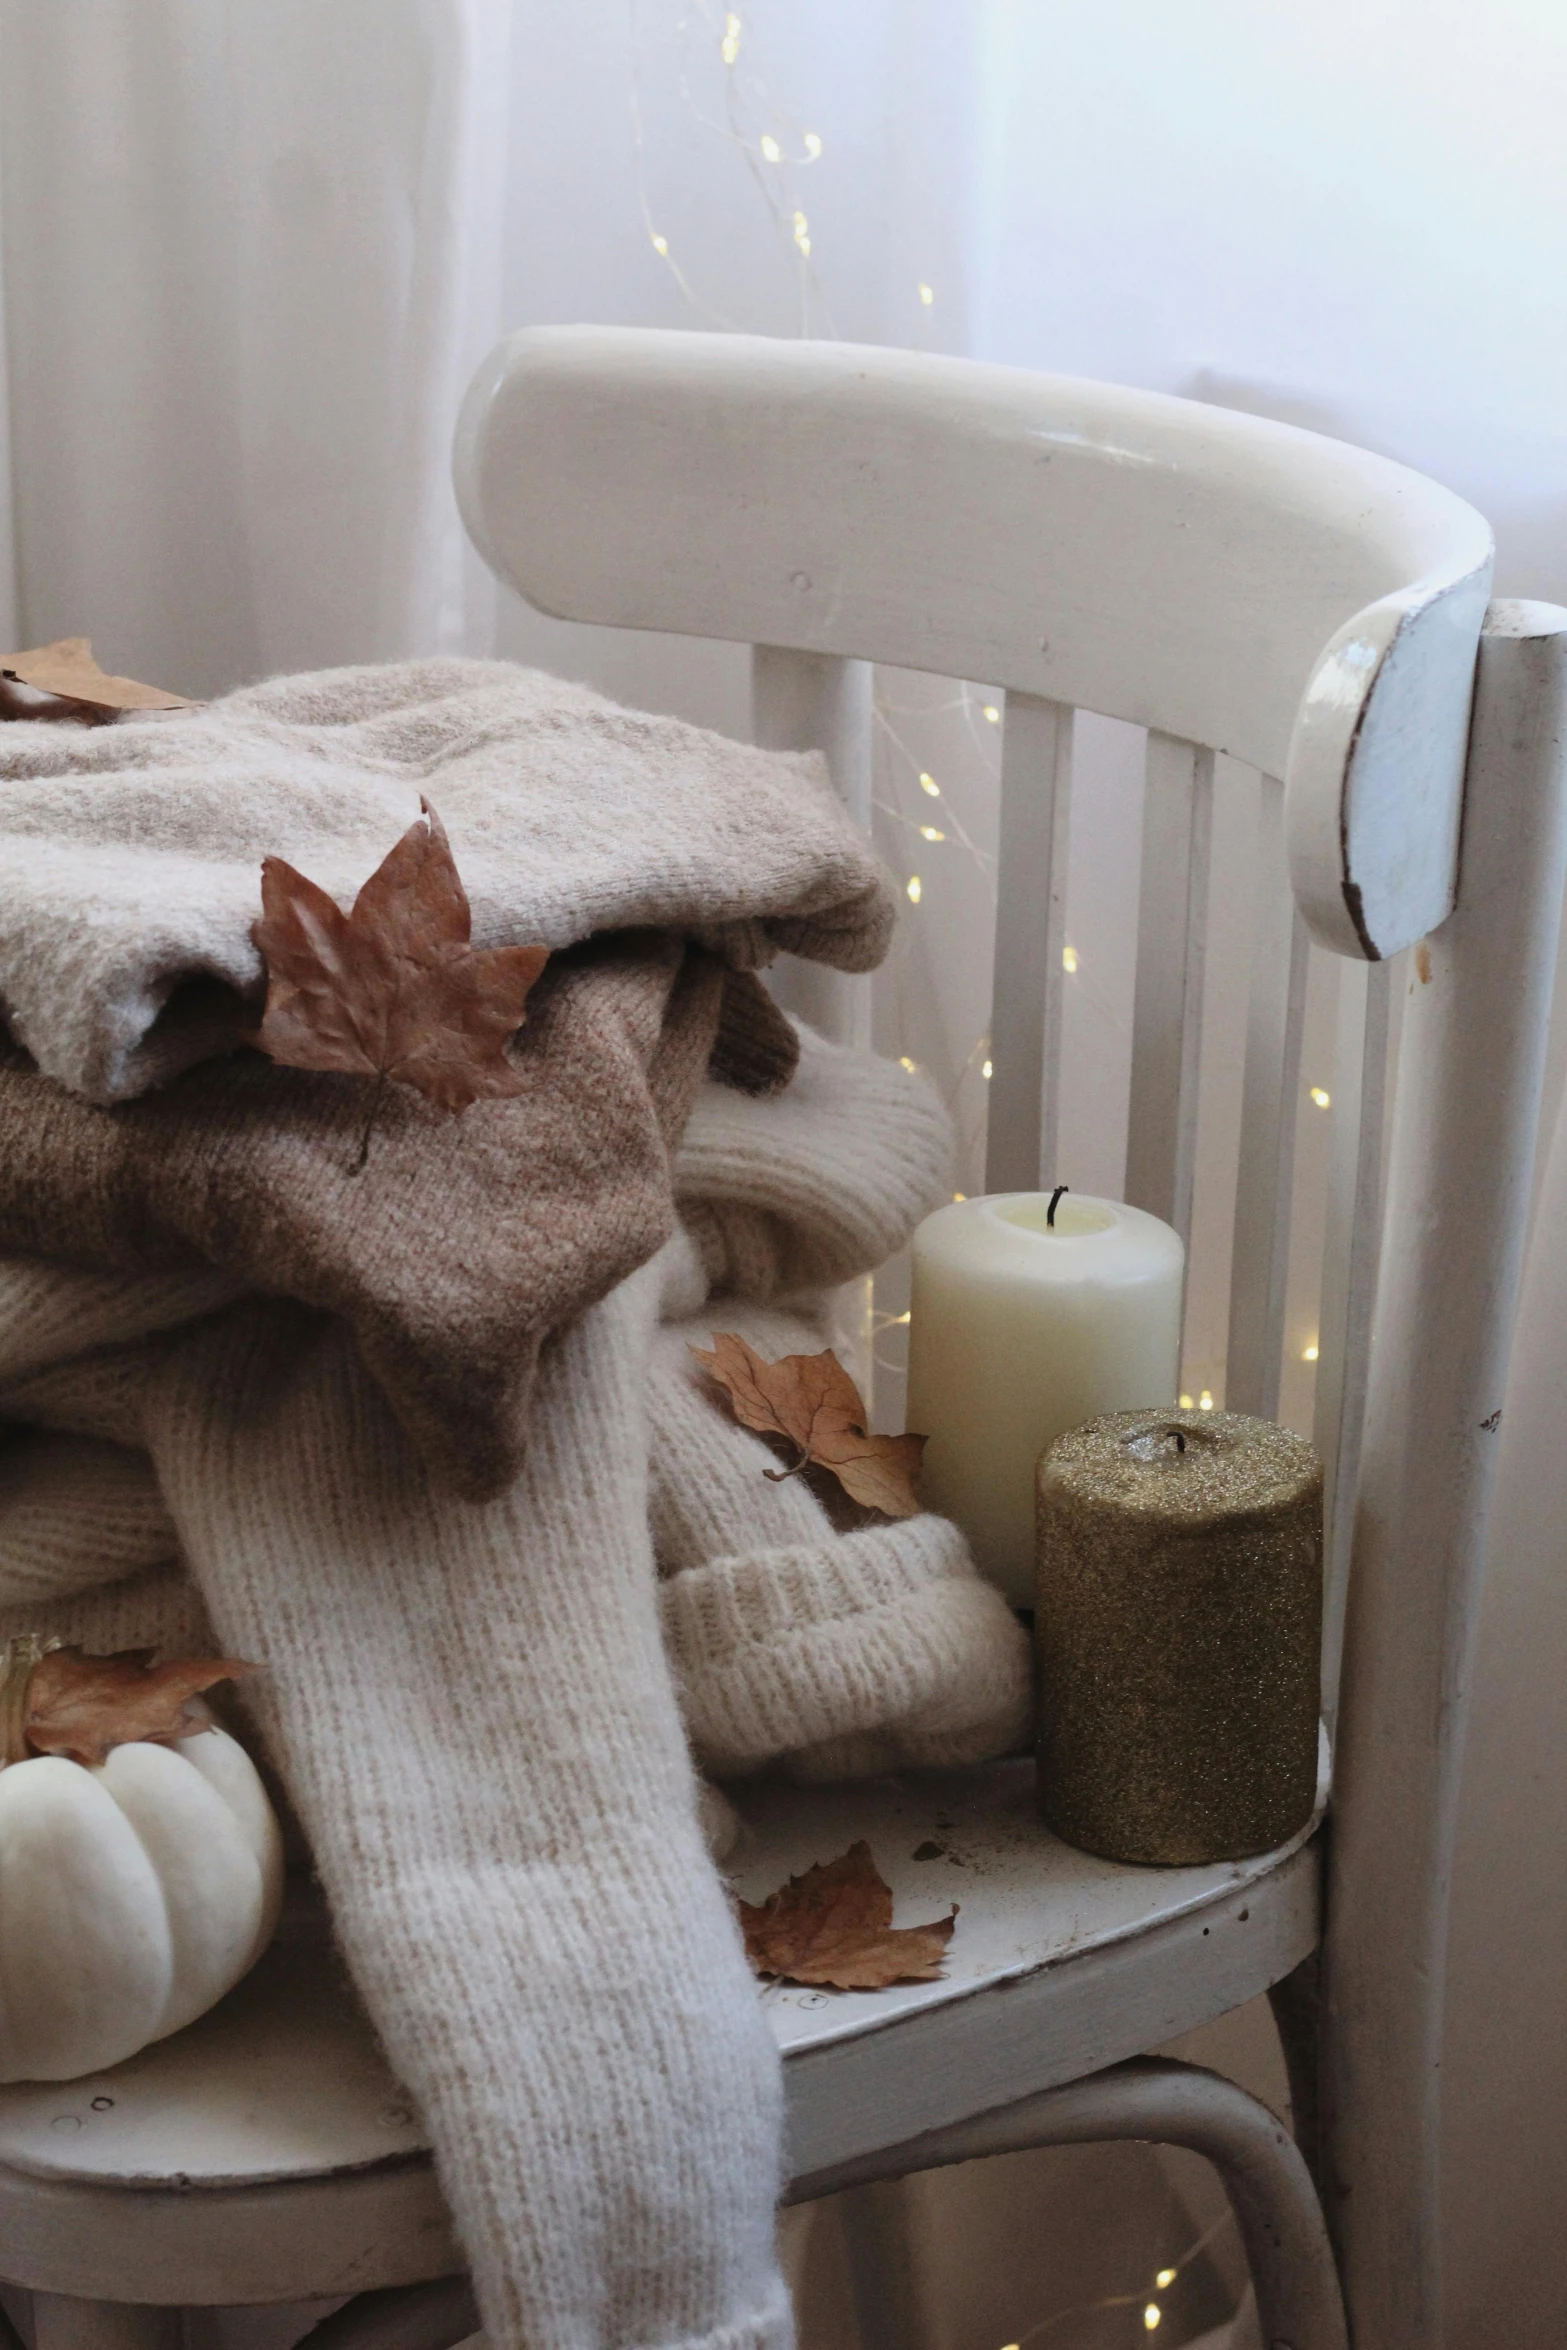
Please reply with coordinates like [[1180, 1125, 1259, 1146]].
[[968, 0, 1567, 603]]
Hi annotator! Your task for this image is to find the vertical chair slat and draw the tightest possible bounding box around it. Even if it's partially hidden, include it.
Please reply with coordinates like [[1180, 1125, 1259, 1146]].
[[985, 694, 1075, 1191], [1314, 955, 1392, 1726], [751, 646, 875, 1052], [1125, 733, 1216, 1247], [1226, 777, 1310, 1417], [751, 646, 877, 1398]]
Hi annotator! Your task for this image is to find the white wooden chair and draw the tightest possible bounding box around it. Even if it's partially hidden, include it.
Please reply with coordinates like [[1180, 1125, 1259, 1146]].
[[2, 329, 1562, 2350]]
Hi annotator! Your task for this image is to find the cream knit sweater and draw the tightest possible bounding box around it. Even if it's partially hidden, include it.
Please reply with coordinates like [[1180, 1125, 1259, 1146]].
[[0, 1025, 1028, 2350], [0, 1028, 1028, 1779], [145, 1280, 795, 2350], [0, 656, 1025, 2350]]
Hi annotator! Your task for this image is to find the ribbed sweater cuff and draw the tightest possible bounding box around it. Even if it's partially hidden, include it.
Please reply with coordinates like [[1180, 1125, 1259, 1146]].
[[661, 1515, 1030, 1776], [671, 2279, 796, 2350]]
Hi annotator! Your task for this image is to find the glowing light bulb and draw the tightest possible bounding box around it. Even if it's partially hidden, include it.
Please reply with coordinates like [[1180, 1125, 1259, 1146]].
[[919, 282, 935, 306], [760, 134, 781, 162], [983, 703, 1001, 723], [1304, 1342, 1320, 1362], [919, 771, 941, 796], [1062, 945, 1079, 973], [906, 875, 922, 903], [650, 232, 669, 256], [1144, 2308, 1162, 2333], [1310, 1086, 1331, 1108], [1156, 2270, 1177, 2289], [919, 824, 945, 841], [721, 12, 741, 65], [1199, 1391, 1214, 1411], [792, 209, 811, 256], [803, 131, 823, 159], [1179, 1394, 1194, 1409], [982, 1059, 993, 1080], [899, 1056, 919, 1073]]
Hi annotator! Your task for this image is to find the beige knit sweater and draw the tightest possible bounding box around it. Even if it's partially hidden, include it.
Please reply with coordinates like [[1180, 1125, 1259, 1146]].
[[0, 1034, 1031, 2350], [0, 669, 1026, 2350], [0, 657, 892, 1104], [0, 1026, 1030, 1786]]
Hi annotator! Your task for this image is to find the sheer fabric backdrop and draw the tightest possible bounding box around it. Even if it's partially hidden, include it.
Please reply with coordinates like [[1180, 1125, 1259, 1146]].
[[2, 5, 1566, 2342]]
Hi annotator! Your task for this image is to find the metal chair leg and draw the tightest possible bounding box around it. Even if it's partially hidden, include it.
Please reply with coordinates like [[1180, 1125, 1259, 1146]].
[[294, 2278, 478, 2350], [833, 2179, 943, 2350], [31, 2304, 179, 2350], [786, 2055, 1347, 2350], [1268, 1951, 1322, 2183]]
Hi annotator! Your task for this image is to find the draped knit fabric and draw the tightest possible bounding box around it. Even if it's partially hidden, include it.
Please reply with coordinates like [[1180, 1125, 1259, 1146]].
[[142, 1281, 794, 2350], [0, 667, 1028, 2350], [0, 658, 891, 1106], [0, 1026, 1031, 1795]]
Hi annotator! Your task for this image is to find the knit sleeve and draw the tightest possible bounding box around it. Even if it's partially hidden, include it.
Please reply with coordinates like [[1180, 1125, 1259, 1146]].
[[673, 1023, 954, 1297], [0, 1430, 179, 1604], [650, 1310, 1032, 1781]]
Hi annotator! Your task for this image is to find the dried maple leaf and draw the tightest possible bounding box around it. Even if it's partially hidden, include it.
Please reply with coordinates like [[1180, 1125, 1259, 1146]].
[[253, 797, 549, 1168], [23, 1648, 254, 1769], [738, 1841, 956, 1991], [690, 1333, 926, 1517], [1, 637, 191, 720]]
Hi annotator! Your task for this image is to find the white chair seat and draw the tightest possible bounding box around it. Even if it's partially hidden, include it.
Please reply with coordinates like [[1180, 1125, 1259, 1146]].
[[0, 1756, 1323, 2306], [740, 1750, 1322, 2182]]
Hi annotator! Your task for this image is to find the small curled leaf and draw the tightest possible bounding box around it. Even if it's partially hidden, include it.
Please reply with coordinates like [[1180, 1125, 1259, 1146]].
[[22, 1648, 254, 1769], [690, 1333, 926, 1517], [738, 1841, 956, 1990]]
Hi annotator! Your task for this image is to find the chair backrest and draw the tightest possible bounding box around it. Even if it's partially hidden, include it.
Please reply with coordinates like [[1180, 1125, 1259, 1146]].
[[456, 327, 1492, 962], [455, 323, 1489, 1645], [455, 327, 1567, 2350]]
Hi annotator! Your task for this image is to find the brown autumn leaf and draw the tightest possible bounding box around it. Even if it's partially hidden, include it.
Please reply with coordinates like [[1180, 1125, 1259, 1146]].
[[253, 797, 549, 1168], [738, 1841, 957, 1991], [690, 1332, 927, 1517], [25, 1648, 254, 1769], [1, 637, 191, 721]]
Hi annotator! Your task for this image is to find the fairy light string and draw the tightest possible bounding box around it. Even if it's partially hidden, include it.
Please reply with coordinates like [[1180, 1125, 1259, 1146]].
[[618, 24, 1299, 2340], [632, 7, 1281, 1397], [993, 2205, 1238, 2347], [627, 0, 973, 1120]]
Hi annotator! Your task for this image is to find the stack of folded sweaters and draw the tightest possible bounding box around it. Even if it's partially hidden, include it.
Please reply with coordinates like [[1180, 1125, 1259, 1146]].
[[0, 660, 1028, 2350]]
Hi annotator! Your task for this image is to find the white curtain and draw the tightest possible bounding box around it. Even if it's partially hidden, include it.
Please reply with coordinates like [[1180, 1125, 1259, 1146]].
[[0, 0, 513, 687], [4, 4, 1567, 2342]]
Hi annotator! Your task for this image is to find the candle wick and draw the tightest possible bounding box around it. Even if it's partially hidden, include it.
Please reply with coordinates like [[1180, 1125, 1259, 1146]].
[[1175, 1430, 1187, 1453], [1047, 1184, 1069, 1228]]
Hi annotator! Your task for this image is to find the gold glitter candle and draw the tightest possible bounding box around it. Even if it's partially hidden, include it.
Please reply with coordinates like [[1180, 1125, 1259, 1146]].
[[1035, 1406, 1321, 1864]]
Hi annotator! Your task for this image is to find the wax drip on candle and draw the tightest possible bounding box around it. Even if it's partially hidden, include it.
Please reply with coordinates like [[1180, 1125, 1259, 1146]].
[[1047, 1185, 1069, 1228]]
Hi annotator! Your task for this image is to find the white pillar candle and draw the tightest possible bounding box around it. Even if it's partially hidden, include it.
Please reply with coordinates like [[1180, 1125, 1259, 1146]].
[[906, 1192, 1184, 1606]]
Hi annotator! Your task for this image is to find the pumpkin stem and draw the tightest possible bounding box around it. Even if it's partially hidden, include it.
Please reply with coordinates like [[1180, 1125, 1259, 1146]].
[[0, 1636, 60, 1768]]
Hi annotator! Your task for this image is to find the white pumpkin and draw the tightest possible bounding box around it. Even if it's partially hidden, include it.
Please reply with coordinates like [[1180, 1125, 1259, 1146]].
[[0, 1726, 285, 2082]]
